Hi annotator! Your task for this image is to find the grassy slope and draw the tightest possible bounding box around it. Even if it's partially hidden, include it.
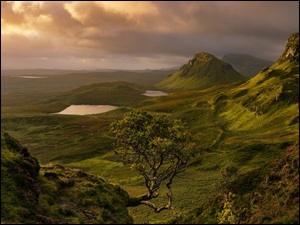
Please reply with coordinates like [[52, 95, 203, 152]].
[[177, 142, 299, 224], [156, 52, 247, 91], [1, 132, 133, 224]]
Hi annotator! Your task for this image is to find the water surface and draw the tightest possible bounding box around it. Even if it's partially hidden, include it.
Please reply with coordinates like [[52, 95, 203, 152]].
[[14, 76, 47, 79], [142, 90, 168, 97], [55, 105, 119, 115]]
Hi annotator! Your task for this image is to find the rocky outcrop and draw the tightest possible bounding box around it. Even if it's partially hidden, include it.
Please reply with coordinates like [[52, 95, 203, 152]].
[[2, 132, 41, 203], [276, 32, 299, 64]]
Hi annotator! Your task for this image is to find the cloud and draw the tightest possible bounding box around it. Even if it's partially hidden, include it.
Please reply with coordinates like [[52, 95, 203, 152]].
[[1, 1, 299, 69]]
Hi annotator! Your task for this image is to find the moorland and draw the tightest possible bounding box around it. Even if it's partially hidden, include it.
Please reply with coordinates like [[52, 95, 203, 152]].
[[1, 32, 299, 224]]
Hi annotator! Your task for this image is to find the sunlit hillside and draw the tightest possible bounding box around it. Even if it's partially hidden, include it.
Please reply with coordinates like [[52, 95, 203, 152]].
[[156, 52, 247, 91]]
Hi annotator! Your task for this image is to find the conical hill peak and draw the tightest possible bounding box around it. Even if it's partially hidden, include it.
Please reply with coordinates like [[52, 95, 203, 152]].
[[157, 52, 246, 91]]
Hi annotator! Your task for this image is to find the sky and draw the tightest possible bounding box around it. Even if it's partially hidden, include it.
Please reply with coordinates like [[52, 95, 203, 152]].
[[1, 1, 299, 70]]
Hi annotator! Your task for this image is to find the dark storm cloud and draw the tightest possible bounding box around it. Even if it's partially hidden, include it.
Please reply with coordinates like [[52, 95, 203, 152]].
[[1, 1, 299, 69]]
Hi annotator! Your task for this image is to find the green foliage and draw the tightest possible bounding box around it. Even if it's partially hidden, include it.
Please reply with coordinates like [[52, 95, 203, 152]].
[[217, 192, 239, 224], [110, 109, 197, 211], [110, 109, 196, 169]]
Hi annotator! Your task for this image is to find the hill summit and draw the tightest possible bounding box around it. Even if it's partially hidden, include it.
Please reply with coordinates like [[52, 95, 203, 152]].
[[156, 52, 247, 91]]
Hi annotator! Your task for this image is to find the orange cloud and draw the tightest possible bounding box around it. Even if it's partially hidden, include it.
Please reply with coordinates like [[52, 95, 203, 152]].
[[1, 1, 298, 70]]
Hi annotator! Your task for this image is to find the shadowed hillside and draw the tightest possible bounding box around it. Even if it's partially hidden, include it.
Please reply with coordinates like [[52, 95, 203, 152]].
[[222, 53, 274, 77], [1, 132, 133, 224], [156, 52, 247, 91]]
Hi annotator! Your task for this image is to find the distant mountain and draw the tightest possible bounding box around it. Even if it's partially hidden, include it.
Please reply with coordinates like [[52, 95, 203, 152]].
[[222, 53, 274, 77], [156, 52, 247, 91]]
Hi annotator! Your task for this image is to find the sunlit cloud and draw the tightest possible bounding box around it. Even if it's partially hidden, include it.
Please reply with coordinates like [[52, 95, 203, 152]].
[[1, 1, 299, 70], [1, 21, 39, 37], [98, 1, 158, 16], [64, 2, 89, 25]]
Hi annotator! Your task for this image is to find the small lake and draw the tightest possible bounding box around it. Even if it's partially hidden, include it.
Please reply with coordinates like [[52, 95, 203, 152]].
[[142, 90, 168, 97], [55, 105, 119, 115], [14, 76, 47, 79]]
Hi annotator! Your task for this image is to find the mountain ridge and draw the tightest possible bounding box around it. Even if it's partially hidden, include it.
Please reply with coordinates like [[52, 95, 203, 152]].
[[156, 52, 247, 91]]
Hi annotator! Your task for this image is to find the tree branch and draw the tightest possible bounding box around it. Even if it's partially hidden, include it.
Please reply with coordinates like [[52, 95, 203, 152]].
[[128, 172, 176, 213]]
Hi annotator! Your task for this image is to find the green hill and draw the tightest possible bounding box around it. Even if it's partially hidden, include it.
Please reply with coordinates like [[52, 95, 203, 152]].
[[1, 132, 133, 224], [44, 81, 149, 107], [156, 52, 247, 91], [222, 53, 274, 77]]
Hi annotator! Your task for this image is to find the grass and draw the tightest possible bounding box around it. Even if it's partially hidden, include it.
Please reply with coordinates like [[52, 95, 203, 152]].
[[1, 51, 298, 223]]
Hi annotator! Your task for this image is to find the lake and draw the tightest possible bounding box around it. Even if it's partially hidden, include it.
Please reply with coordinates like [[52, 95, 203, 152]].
[[55, 105, 119, 115], [14, 76, 47, 79], [142, 90, 168, 97]]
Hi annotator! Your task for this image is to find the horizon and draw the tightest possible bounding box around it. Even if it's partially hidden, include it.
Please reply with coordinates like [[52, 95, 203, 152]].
[[1, 1, 299, 70], [1, 52, 274, 71]]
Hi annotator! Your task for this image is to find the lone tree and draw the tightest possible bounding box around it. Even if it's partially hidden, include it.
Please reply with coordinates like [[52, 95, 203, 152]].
[[110, 109, 196, 213]]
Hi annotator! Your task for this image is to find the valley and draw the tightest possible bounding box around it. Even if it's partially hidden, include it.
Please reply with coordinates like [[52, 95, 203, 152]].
[[1, 33, 299, 224]]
